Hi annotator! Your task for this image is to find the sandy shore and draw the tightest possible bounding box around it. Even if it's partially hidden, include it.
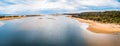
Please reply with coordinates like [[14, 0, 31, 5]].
[[70, 17, 120, 34], [0, 16, 25, 20]]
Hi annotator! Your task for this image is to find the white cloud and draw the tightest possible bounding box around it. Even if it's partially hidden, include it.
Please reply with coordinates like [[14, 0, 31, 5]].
[[0, 0, 120, 14], [76, 0, 120, 7]]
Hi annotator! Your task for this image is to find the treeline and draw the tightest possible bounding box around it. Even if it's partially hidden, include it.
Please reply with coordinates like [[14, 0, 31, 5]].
[[0, 16, 25, 18], [0, 15, 41, 18], [64, 11, 120, 24]]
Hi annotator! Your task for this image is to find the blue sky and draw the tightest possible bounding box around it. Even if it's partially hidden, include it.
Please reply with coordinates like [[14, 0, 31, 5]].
[[0, 0, 120, 14]]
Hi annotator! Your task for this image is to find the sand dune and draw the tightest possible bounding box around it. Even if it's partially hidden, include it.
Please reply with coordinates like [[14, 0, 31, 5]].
[[71, 17, 120, 34]]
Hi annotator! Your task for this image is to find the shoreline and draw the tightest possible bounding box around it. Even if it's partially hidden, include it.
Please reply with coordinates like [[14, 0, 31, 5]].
[[0, 16, 25, 20], [1, 15, 120, 34], [70, 17, 120, 34]]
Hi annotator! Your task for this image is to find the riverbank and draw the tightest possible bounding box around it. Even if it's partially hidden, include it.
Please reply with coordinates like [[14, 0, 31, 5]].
[[0, 16, 25, 20], [70, 17, 120, 34], [0, 15, 42, 20]]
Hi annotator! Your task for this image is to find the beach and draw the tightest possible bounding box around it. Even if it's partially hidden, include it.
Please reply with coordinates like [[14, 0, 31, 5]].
[[71, 17, 120, 34]]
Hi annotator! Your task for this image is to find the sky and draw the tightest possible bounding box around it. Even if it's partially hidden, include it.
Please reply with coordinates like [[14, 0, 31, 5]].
[[0, 0, 120, 14]]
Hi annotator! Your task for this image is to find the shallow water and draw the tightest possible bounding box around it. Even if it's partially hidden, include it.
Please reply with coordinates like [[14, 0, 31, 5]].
[[0, 15, 119, 46]]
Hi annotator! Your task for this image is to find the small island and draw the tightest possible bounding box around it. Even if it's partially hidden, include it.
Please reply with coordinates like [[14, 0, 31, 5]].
[[65, 11, 120, 34]]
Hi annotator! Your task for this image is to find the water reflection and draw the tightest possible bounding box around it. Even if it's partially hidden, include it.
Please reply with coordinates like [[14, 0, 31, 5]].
[[0, 16, 87, 46], [0, 22, 4, 27]]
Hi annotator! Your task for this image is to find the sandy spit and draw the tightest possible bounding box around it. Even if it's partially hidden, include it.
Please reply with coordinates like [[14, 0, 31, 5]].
[[70, 17, 120, 34]]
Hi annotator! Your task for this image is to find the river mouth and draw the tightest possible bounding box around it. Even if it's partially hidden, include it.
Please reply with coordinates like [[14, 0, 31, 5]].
[[0, 15, 119, 46]]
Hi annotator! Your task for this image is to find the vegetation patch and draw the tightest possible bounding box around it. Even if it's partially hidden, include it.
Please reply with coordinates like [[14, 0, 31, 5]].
[[64, 11, 120, 24]]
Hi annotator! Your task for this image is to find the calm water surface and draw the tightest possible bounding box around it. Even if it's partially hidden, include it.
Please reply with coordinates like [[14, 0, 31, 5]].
[[0, 15, 119, 46]]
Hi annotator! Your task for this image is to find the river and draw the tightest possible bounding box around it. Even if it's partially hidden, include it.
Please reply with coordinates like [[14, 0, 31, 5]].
[[0, 15, 119, 46]]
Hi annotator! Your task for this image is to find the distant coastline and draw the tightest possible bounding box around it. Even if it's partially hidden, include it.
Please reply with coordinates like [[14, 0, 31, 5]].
[[0, 15, 41, 20], [0, 16, 25, 20]]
